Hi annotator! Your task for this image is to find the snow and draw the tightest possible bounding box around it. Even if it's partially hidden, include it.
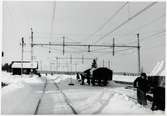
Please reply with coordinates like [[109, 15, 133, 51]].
[[1, 72, 165, 114], [1, 72, 45, 114], [113, 75, 137, 83], [150, 60, 165, 76], [11, 62, 37, 68], [160, 69, 166, 76], [1, 72, 40, 84], [150, 61, 161, 75], [1, 81, 43, 114]]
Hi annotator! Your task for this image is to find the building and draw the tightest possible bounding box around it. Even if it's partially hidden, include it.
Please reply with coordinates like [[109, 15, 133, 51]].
[[11, 61, 38, 75]]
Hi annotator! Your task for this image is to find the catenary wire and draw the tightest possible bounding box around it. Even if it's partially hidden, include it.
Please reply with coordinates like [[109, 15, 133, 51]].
[[94, 2, 157, 44], [82, 2, 128, 43]]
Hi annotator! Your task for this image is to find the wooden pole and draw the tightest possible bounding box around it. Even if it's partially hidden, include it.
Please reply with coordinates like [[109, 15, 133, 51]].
[[137, 33, 141, 73]]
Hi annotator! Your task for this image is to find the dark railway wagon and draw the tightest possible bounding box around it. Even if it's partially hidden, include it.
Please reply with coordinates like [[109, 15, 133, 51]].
[[78, 67, 113, 86], [92, 67, 113, 86]]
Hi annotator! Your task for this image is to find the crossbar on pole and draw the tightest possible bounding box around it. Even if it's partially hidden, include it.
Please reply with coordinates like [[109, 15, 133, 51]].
[[33, 43, 138, 48]]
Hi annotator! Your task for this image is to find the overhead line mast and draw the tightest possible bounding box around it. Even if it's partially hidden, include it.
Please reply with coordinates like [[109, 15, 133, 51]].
[[30, 28, 33, 77]]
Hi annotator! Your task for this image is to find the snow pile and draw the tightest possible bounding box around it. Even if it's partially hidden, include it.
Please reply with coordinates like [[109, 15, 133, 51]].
[[1, 71, 39, 85], [1, 73, 45, 114], [23, 77, 44, 84], [46, 74, 75, 83], [1, 72, 20, 84], [108, 81, 126, 87], [74, 90, 105, 114], [1, 81, 41, 114], [113, 75, 137, 83], [68, 88, 159, 114], [54, 75, 75, 83], [150, 60, 165, 76], [101, 92, 152, 114]]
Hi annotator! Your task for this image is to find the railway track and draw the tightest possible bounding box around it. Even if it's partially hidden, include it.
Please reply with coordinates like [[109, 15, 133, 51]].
[[53, 82, 78, 114], [34, 77, 48, 115], [34, 76, 139, 114], [34, 76, 77, 115]]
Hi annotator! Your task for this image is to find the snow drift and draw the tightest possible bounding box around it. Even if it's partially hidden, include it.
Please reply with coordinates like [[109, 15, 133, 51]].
[[1, 76, 44, 114]]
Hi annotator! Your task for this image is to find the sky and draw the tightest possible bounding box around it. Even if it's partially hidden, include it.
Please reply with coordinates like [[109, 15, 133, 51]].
[[2, 1, 166, 73]]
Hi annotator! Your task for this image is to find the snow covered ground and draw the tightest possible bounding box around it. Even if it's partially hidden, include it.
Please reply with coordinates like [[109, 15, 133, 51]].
[[1, 71, 165, 114]]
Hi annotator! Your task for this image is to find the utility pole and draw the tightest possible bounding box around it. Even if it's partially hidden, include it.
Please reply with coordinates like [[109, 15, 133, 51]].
[[31, 28, 33, 77], [50, 62, 52, 73], [56, 57, 58, 71], [88, 45, 91, 52], [40, 60, 42, 71], [21, 37, 25, 78], [113, 38, 115, 56], [108, 60, 110, 69], [82, 55, 84, 64], [70, 55, 72, 72], [137, 33, 141, 73], [63, 36, 65, 55]]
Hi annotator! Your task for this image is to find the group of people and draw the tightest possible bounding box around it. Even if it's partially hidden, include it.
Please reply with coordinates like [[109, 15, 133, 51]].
[[133, 72, 165, 111]]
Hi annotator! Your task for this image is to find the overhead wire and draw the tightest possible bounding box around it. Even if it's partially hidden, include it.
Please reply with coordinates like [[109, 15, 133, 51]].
[[143, 43, 165, 51], [94, 2, 157, 44], [82, 2, 128, 43], [49, 2, 56, 54], [140, 30, 165, 42], [115, 14, 165, 44], [34, 2, 163, 61], [123, 30, 165, 45], [120, 14, 165, 38]]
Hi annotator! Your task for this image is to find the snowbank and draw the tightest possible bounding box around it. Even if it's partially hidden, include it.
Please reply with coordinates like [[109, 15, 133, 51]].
[[1, 71, 40, 85], [101, 92, 152, 114], [1, 73, 45, 114], [113, 75, 137, 83], [64, 87, 161, 114], [150, 60, 165, 76]]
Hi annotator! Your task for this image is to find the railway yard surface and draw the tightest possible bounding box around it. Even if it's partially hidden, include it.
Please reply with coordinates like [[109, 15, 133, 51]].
[[1, 72, 164, 114]]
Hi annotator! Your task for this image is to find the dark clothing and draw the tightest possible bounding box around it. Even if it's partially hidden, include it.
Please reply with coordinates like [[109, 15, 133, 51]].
[[134, 77, 149, 105], [80, 69, 91, 85], [134, 77, 149, 92], [76, 73, 80, 80], [151, 87, 165, 111], [137, 89, 147, 105]]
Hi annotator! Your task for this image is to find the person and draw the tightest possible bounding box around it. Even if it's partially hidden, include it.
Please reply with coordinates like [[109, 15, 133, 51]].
[[76, 73, 80, 80], [151, 86, 165, 111], [133, 72, 149, 106], [80, 69, 91, 85]]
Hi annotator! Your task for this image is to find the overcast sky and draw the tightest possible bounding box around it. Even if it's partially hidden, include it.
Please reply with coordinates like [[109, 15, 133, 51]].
[[2, 1, 165, 73]]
